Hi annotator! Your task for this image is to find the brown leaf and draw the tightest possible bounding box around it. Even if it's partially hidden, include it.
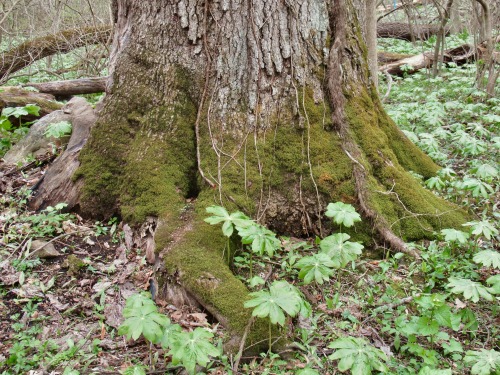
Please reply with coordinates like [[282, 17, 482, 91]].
[[189, 313, 208, 325]]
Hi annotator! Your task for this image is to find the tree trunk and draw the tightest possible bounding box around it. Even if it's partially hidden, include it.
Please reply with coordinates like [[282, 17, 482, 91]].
[[365, 0, 379, 88], [0, 25, 111, 83], [34, 0, 469, 353]]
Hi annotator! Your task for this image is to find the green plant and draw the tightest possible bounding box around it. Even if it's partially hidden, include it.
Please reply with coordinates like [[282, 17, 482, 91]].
[[325, 201, 361, 228], [446, 277, 493, 303], [0, 104, 41, 157], [319, 233, 363, 268], [244, 280, 308, 327], [244, 280, 310, 351], [168, 328, 220, 374], [463, 349, 500, 375], [294, 252, 335, 284], [118, 292, 220, 375], [44, 121, 72, 139], [118, 292, 170, 344], [328, 337, 388, 374], [473, 250, 500, 269]]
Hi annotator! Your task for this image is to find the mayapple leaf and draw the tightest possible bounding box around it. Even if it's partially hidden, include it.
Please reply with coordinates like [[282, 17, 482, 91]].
[[295, 253, 335, 284], [486, 274, 500, 294], [244, 281, 304, 326], [237, 224, 280, 257], [325, 202, 361, 228], [447, 277, 493, 303], [463, 220, 499, 240], [44, 121, 72, 139], [320, 233, 363, 268], [473, 250, 500, 269], [204, 206, 253, 237], [440, 228, 470, 244], [118, 292, 170, 344], [328, 337, 388, 374], [169, 328, 219, 375], [464, 349, 500, 375]]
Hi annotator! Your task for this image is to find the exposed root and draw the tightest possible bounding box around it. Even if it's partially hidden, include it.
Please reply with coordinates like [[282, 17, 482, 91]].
[[327, 1, 420, 258]]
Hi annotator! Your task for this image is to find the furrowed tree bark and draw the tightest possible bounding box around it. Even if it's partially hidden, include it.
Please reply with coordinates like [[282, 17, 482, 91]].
[[0, 25, 111, 83], [23, 77, 108, 97], [31, 0, 469, 354], [377, 22, 450, 41]]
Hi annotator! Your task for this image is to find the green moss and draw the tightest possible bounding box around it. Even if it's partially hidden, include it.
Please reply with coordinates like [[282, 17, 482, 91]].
[[77, 65, 198, 225], [162, 199, 275, 353]]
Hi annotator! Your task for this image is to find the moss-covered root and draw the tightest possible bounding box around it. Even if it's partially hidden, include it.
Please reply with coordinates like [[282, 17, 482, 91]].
[[161, 214, 273, 354]]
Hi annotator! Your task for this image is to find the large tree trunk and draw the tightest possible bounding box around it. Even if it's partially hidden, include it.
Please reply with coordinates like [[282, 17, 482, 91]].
[[33, 0, 469, 353]]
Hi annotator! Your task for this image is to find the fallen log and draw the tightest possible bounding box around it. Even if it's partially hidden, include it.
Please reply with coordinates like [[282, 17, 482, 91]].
[[377, 22, 449, 41], [23, 77, 108, 97], [378, 51, 413, 64], [380, 42, 499, 76], [1, 25, 111, 82], [0, 87, 62, 120]]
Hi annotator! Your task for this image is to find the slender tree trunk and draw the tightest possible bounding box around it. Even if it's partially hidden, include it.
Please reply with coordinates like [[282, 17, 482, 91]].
[[432, 0, 454, 76], [34, 0, 469, 352], [365, 0, 379, 88]]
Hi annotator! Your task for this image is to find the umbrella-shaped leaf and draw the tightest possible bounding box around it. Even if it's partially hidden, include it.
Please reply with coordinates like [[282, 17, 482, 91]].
[[295, 253, 335, 284], [473, 250, 500, 269], [447, 277, 493, 303], [320, 233, 363, 268], [244, 281, 304, 326], [325, 202, 361, 227]]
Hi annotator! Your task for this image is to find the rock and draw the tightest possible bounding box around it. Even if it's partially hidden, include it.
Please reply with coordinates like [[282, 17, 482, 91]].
[[31, 239, 60, 258]]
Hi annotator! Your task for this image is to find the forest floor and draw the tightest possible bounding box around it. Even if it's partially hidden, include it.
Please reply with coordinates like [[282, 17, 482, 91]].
[[0, 166, 229, 374]]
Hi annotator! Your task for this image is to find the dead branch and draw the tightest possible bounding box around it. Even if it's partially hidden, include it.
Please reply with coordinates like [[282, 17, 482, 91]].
[[23, 76, 108, 97], [377, 22, 449, 41]]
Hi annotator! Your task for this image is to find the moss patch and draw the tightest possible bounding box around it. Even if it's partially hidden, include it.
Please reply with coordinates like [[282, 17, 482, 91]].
[[162, 199, 274, 353]]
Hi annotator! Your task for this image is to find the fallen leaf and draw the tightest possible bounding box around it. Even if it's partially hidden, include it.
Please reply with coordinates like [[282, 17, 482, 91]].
[[189, 313, 208, 325], [47, 294, 69, 311]]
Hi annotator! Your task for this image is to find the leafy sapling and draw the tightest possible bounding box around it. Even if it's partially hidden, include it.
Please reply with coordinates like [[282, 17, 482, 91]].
[[244, 280, 310, 351]]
